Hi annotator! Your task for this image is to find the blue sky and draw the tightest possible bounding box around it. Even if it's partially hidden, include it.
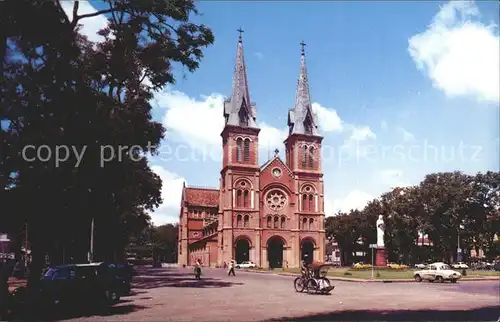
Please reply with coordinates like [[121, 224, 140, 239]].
[[64, 1, 499, 224]]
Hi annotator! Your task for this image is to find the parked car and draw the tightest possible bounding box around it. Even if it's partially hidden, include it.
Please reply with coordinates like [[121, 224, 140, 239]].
[[235, 261, 256, 269], [451, 262, 469, 269], [9, 262, 123, 313], [493, 262, 500, 271], [413, 262, 462, 283], [415, 263, 427, 269]]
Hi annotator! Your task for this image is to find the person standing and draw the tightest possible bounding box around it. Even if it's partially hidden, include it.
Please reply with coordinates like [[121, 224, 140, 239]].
[[227, 259, 236, 276], [194, 259, 202, 280]]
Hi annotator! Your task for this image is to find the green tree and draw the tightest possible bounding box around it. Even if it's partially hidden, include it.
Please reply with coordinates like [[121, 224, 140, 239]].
[[1, 0, 213, 288]]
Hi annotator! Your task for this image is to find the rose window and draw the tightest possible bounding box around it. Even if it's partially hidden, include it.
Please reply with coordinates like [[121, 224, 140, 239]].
[[266, 190, 287, 211]]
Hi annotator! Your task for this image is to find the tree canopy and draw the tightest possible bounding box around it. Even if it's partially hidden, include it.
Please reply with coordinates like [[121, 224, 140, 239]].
[[0, 0, 213, 286], [326, 171, 500, 265]]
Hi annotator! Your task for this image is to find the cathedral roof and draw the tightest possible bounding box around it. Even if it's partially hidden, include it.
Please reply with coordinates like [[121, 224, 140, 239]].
[[223, 29, 259, 129], [184, 187, 219, 207], [287, 42, 320, 137]]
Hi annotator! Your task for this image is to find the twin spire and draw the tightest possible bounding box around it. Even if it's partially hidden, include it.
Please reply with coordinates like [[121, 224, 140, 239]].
[[224, 29, 319, 137], [223, 28, 258, 128], [288, 40, 319, 136]]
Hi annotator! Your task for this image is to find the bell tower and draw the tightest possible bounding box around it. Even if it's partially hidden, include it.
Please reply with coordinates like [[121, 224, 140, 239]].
[[284, 41, 325, 266], [218, 29, 261, 265]]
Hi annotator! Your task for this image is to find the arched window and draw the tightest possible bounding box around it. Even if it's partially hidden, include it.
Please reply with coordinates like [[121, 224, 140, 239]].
[[243, 190, 249, 208], [309, 218, 314, 230], [308, 147, 314, 168], [267, 216, 272, 228], [244, 215, 249, 228], [274, 216, 279, 229], [236, 214, 242, 228], [239, 100, 249, 126], [302, 218, 308, 230], [236, 190, 242, 207], [243, 139, 250, 163], [280, 216, 286, 229], [236, 138, 243, 162], [302, 146, 307, 168], [302, 194, 308, 211], [308, 195, 314, 212]]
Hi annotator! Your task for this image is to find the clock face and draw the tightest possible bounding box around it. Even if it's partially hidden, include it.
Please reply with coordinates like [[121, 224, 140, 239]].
[[272, 168, 282, 178]]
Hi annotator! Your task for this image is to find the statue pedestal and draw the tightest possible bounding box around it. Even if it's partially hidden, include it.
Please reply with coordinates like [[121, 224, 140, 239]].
[[375, 247, 387, 267]]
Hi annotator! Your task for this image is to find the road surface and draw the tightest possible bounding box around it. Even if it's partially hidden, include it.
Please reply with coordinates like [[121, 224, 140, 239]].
[[58, 266, 499, 321]]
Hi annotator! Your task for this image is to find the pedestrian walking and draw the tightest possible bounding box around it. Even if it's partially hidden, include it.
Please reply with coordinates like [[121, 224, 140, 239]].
[[227, 259, 236, 276]]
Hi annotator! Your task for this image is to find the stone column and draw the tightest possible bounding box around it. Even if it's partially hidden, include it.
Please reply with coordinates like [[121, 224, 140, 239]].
[[291, 231, 300, 267], [261, 247, 268, 269], [255, 229, 262, 267]]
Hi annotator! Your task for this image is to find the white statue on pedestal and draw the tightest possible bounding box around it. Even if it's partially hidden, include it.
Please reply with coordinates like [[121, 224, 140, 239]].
[[376, 215, 385, 247]]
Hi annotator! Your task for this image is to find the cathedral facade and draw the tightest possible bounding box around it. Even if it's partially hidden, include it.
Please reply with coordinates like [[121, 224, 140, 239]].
[[178, 33, 325, 269]]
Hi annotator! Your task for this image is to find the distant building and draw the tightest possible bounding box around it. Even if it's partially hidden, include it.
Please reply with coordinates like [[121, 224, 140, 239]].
[[325, 238, 341, 265], [0, 233, 12, 258], [416, 232, 433, 246]]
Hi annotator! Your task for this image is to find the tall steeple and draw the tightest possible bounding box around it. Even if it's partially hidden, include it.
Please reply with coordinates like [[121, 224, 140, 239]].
[[287, 41, 319, 136], [223, 28, 258, 128]]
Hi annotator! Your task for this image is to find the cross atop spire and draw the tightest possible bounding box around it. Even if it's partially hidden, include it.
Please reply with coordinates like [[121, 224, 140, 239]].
[[274, 149, 279, 157], [287, 41, 320, 137], [222, 29, 258, 129], [237, 27, 244, 42], [300, 40, 306, 55]]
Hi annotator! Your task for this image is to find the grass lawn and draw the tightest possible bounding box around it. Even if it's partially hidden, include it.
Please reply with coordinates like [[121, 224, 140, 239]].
[[266, 268, 500, 280]]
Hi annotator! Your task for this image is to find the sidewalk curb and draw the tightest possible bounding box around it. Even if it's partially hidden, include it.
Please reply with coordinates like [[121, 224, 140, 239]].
[[242, 269, 499, 283]]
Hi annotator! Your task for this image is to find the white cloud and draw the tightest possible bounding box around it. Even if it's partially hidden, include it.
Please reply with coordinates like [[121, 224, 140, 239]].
[[408, 0, 499, 102], [348, 125, 376, 141], [381, 120, 388, 130], [396, 126, 416, 142], [312, 103, 343, 132], [153, 89, 289, 156], [258, 122, 288, 151], [254, 52, 264, 60], [154, 90, 225, 152], [332, 190, 374, 213], [149, 165, 185, 225], [61, 1, 108, 43]]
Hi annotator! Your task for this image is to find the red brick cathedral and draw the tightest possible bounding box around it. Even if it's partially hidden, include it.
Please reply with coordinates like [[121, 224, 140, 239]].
[[178, 32, 325, 268]]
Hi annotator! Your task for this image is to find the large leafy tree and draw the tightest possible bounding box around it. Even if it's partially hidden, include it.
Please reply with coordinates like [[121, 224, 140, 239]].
[[1, 0, 213, 287], [325, 171, 500, 265]]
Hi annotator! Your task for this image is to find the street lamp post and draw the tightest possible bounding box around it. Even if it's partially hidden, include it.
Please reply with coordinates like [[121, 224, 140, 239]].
[[457, 222, 465, 263]]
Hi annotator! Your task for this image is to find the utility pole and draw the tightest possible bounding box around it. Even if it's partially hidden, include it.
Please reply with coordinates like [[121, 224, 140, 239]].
[[89, 218, 95, 263]]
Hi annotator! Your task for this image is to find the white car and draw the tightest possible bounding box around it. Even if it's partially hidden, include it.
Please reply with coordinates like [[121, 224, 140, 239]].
[[452, 262, 469, 269], [415, 263, 427, 269], [414, 262, 462, 283], [235, 261, 256, 269]]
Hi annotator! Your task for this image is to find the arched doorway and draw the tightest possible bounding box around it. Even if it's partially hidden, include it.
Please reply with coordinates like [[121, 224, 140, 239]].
[[267, 236, 285, 269], [301, 240, 314, 265], [235, 238, 250, 264]]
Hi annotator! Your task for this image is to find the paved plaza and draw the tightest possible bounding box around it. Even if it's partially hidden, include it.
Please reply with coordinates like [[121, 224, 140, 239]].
[[60, 266, 499, 321]]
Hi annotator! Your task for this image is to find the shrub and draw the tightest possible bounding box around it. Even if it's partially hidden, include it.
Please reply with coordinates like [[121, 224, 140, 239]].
[[376, 271, 381, 278], [343, 271, 352, 276], [462, 269, 467, 276]]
